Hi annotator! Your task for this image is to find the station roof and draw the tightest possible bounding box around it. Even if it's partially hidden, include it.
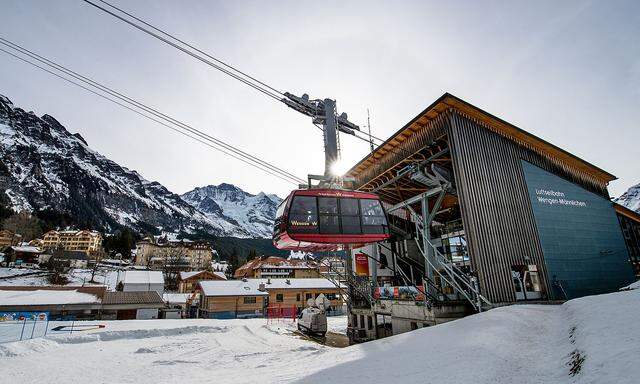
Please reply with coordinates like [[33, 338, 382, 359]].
[[346, 93, 617, 184], [614, 203, 640, 224], [199, 278, 341, 297]]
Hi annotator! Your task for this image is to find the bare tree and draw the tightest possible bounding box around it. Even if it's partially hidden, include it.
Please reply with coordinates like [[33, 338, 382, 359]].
[[2, 212, 43, 241], [162, 247, 190, 291], [45, 247, 71, 285], [89, 249, 106, 283]]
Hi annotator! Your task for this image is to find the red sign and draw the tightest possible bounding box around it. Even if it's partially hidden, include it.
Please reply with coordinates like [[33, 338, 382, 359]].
[[355, 253, 369, 276]]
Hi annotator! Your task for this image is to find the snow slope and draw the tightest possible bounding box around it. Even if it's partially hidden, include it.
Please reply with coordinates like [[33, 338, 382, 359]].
[[0, 290, 638, 383]]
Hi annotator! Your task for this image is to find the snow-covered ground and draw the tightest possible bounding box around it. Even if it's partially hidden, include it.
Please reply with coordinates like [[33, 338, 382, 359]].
[[1, 289, 638, 384]]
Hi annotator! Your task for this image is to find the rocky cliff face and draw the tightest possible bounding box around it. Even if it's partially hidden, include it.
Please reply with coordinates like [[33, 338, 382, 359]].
[[0, 94, 279, 238]]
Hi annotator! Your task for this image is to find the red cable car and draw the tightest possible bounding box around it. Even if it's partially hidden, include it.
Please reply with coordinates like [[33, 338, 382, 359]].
[[273, 189, 390, 251]]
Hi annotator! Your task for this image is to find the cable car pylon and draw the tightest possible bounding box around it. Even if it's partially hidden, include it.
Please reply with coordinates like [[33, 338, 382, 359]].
[[282, 93, 359, 187]]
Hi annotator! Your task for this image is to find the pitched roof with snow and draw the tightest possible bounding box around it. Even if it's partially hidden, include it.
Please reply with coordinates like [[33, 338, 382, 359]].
[[251, 278, 340, 290], [123, 270, 164, 285], [0, 288, 102, 306], [163, 293, 192, 304], [199, 280, 269, 297], [234, 256, 318, 277], [180, 271, 204, 280], [179, 270, 227, 281], [199, 278, 340, 297]]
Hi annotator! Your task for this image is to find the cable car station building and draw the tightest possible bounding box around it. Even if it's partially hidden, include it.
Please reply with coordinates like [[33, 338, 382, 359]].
[[343, 93, 636, 340]]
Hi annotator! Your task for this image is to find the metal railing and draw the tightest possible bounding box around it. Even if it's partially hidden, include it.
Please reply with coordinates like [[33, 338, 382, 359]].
[[407, 207, 492, 311]]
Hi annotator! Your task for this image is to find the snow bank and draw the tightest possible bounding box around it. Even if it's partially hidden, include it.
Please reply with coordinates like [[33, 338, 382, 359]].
[[620, 280, 639, 290], [0, 289, 638, 384], [300, 289, 640, 384]]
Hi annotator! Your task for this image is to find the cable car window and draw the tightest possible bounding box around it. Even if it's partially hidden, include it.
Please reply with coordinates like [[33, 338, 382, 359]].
[[289, 196, 318, 233], [340, 198, 361, 234], [360, 199, 387, 234], [319, 215, 340, 234], [275, 199, 287, 218], [290, 196, 316, 214], [360, 199, 385, 216], [318, 197, 338, 214], [340, 198, 359, 216], [342, 215, 361, 234]]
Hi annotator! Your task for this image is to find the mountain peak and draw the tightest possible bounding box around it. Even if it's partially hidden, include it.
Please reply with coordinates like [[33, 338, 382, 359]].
[[182, 183, 282, 238], [616, 182, 640, 213]]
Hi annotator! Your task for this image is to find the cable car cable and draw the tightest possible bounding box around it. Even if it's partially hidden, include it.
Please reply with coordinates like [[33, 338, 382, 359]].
[[81, 0, 283, 101], [0, 42, 304, 185], [85, 0, 285, 98], [0, 37, 304, 185], [81, 0, 395, 149]]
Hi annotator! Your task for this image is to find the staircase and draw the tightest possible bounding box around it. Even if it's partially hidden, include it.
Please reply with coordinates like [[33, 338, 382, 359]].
[[407, 207, 492, 311], [322, 262, 373, 308]]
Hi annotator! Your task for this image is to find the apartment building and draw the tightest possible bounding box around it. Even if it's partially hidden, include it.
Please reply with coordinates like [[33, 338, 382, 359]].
[[234, 256, 320, 279], [134, 238, 214, 270], [42, 230, 102, 255]]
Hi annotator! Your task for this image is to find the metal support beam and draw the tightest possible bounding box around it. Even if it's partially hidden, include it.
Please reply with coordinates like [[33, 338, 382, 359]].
[[421, 193, 434, 286], [387, 187, 443, 213], [322, 99, 338, 178]]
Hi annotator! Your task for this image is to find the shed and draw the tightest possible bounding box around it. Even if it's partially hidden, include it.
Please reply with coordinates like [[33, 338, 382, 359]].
[[121, 271, 164, 295], [101, 291, 164, 320], [0, 286, 105, 320], [198, 280, 269, 319]]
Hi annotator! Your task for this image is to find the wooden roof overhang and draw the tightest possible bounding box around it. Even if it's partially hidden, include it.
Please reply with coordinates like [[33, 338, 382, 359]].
[[346, 93, 617, 207], [614, 203, 640, 224]]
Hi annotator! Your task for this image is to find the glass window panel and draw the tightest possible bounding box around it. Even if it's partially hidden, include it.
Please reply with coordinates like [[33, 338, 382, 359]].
[[289, 214, 318, 233], [362, 225, 386, 234], [362, 216, 387, 226], [275, 199, 287, 218], [318, 197, 338, 214], [341, 215, 361, 234], [340, 198, 359, 216], [290, 196, 317, 215], [319, 215, 340, 234], [360, 199, 385, 216]]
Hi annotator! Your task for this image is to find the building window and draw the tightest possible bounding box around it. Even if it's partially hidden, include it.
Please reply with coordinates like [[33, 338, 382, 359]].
[[244, 297, 257, 304], [305, 293, 313, 301], [359, 315, 365, 329], [367, 316, 373, 330], [276, 293, 284, 302], [296, 293, 301, 301]]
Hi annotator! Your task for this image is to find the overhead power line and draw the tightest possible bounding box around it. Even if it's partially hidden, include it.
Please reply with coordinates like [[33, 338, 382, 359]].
[[0, 37, 305, 185]]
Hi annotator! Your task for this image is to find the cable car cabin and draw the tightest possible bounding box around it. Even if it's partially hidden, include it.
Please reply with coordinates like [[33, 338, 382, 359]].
[[273, 189, 390, 251]]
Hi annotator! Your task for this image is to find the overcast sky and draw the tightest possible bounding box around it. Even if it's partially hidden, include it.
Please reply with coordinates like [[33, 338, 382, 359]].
[[1, 0, 638, 198]]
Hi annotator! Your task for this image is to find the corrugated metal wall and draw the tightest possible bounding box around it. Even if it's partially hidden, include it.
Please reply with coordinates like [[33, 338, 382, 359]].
[[446, 111, 615, 303]]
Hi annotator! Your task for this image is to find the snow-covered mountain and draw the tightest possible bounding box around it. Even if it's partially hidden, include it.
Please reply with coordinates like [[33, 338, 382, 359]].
[[181, 184, 282, 238], [616, 182, 640, 213], [0, 94, 279, 238]]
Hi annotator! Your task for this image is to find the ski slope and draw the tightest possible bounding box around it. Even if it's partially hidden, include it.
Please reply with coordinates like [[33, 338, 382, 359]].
[[1, 289, 638, 384]]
